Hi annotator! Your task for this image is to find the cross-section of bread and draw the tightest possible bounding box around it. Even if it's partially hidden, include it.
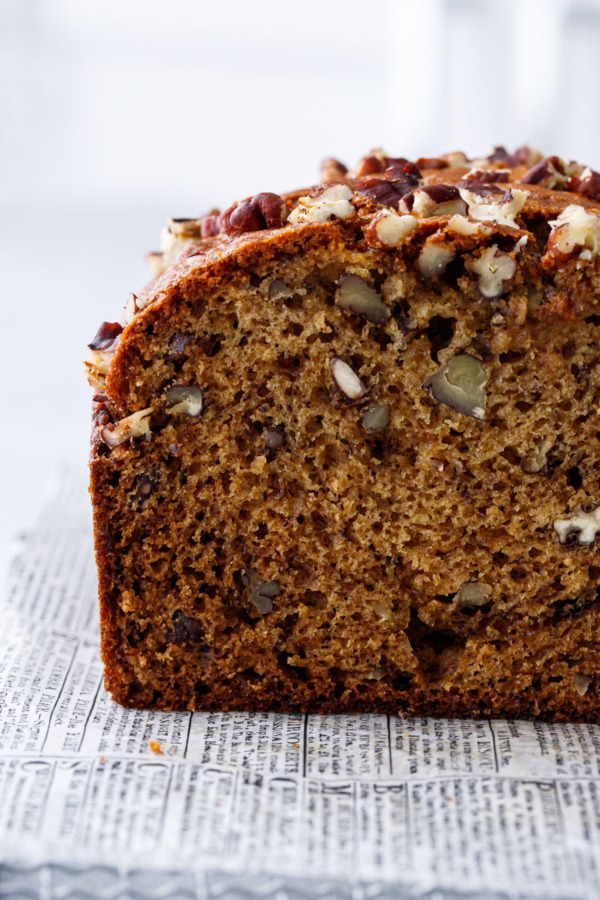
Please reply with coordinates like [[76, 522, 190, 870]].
[[88, 146, 600, 720]]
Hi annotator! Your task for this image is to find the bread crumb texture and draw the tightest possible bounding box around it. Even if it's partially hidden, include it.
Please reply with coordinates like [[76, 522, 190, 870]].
[[87, 145, 600, 720]]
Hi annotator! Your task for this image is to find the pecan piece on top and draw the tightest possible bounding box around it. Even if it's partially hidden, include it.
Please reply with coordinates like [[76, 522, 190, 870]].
[[401, 184, 467, 218], [355, 178, 406, 209], [220, 192, 289, 236], [320, 157, 348, 182], [88, 322, 123, 351], [568, 167, 600, 202]]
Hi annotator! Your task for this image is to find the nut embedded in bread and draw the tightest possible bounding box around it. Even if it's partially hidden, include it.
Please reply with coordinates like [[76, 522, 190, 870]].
[[87, 145, 600, 720]]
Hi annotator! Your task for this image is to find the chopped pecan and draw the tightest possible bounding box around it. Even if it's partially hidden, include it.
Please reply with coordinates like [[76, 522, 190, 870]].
[[146, 252, 164, 275], [384, 160, 422, 196], [88, 321, 122, 352], [401, 184, 467, 217], [487, 145, 541, 167], [458, 186, 528, 228], [354, 152, 410, 177], [457, 180, 506, 197], [415, 156, 449, 170], [520, 156, 576, 188], [201, 215, 221, 237], [366, 212, 419, 247], [288, 184, 354, 224], [461, 168, 510, 184], [467, 245, 517, 299], [355, 178, 406, 209], [554, 505, 600, 546], [568, 167, 600, 202], [418, 239, 455, 277], [320, 158, 348, 182], [220, 192, 289, 236]]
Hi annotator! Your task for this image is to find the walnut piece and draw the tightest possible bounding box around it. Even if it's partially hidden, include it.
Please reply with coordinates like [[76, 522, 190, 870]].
[[331, 358, 367, 399], [335, 274, 391, 324], [288, 184, 354, 225], [424, 354, 487, 419], [553, 505, 600, 545], [101, 408, 152, 447], [467, 244, 517, 299]]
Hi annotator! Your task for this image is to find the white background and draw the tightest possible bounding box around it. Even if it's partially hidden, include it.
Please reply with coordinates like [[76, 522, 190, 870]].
[[2, 0, 600, 581]]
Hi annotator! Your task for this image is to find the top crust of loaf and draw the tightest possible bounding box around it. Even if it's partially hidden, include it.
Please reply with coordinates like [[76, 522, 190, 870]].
[[85, 145, 600, 415]]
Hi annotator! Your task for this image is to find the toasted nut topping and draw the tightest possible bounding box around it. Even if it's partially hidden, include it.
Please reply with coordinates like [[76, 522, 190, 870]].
[[335, 274, 391, 324], [462, 167, 510, 184], [446, 215, 492, 237], [166, 385, 203, 417], [362, 403, 390, 432], [353, 150, 416, 178], [368, 212, 419, 247], [101, 408, 152, 447], [168, 217, 204, 238], [569, 166, 600, 202], [221, 192, 289, 236], [320, 157, 348, 182], [124, 292, 141, 325], [331, 357, 367, 399], [88, 322, 122, 352], [467, 244, 517, 299], [418, 240, 455, 277], [355, 178, 407, 209], [443, 151, 469, 167], [401, 185, 467, 218], [146, 252, 164, 275], [456, 582, 492, 608], [424, 354, 487, 419], [546, 204, 600, 260], [458, 187, 528, 228], [574, 673, 592, 696], [554, 505, 600, 545], [288, 184, 354, 224], [520, 156, 584, 189], [268, 279, 292, 301]]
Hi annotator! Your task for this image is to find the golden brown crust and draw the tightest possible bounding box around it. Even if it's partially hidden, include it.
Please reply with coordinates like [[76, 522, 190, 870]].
[[88, 146, 600, 720]]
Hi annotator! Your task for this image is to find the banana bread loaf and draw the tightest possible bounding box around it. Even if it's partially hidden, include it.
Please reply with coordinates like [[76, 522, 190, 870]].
[[87, 146, 600, 720]]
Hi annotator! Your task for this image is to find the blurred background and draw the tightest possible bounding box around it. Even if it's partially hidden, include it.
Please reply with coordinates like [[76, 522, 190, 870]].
[[2, 0, 600, 580]]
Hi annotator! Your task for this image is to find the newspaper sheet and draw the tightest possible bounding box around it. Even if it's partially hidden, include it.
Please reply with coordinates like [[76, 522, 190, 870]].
[[1, 469, 599, 900]]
